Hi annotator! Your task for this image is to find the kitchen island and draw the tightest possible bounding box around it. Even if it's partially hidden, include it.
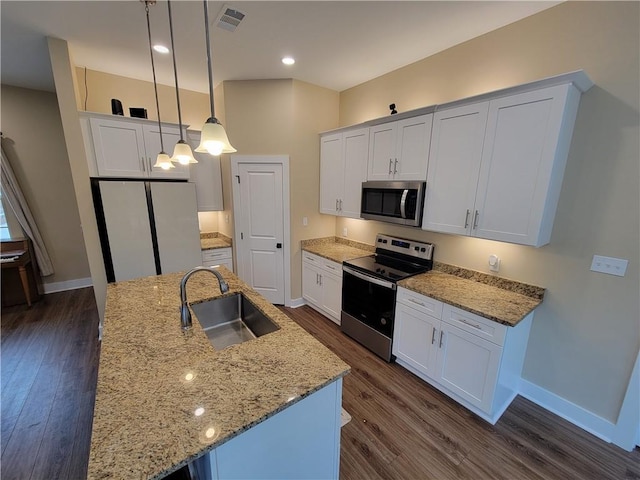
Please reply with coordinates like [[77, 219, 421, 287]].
[[88, 267, 350, 479]]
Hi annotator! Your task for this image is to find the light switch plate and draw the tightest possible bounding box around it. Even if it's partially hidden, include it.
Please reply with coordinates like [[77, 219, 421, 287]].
[[590, 255, 628, 277]]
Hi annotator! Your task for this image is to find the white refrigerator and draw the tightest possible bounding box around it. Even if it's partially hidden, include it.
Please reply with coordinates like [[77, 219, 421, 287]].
[[95, 180, 202, 282]]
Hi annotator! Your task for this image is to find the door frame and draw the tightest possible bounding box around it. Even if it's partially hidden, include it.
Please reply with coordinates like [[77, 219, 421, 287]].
[[231, 155, 291, 307]]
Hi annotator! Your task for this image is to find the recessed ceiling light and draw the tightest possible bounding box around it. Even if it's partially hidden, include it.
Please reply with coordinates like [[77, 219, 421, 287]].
[[282, 56, 295, 66], [153, 45, 170, 54]]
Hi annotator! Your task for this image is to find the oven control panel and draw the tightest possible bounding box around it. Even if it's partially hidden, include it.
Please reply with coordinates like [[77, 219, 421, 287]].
[[376, 234, 434, 261]]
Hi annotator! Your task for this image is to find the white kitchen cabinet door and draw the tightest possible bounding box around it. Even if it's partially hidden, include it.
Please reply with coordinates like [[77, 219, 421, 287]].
[[143, 124, 190, 179], [393, 303, 440, 378], [319, 270, 342, 324], [340, 128, 369, 218], [473, 84, 579, 246], [367, 123, 396, 180], [422, 103, 489, 235], [436, 322, 502, 413], [302, 261, 323, 307], [188, 130, 224, 211], [394, 114, 432, 181], [90, 117, 146, 178], [150, 182, 202, 275], [367, 114, 431, 181], [319, 133, 343, 215]]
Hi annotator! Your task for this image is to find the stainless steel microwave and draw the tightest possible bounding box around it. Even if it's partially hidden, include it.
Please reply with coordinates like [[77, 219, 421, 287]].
[[360, 181, 426, 227]]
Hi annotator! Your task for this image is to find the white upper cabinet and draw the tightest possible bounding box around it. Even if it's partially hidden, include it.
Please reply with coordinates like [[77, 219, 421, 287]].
[[367, 114, 432, 181], [187, 130, 224, 211], [320, 127, 369, 218], [423, 82, 584, 247], [142, 124, 190, 179], [84, 113, 190, 180], [423, 102, 489, 235]]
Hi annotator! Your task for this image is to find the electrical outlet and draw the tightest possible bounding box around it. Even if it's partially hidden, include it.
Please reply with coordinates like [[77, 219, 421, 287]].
[[590, 255, 628, 277], [488, 254, 500, 273], [302, 217, 308, 226], [342, 227, 348, 237]]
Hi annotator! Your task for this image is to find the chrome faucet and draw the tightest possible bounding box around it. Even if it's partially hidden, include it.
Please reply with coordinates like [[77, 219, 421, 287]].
[[180, 266, 230, 332]]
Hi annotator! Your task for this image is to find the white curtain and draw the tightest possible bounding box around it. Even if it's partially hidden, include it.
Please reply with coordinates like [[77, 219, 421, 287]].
[[0, 137, 54, 276]]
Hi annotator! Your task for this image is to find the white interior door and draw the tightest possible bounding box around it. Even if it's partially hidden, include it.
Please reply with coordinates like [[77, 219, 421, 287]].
[[233, 159, 286, 304]]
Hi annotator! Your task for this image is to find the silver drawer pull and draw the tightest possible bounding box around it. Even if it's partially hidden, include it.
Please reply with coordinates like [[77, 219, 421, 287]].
[[459, 318, 481, 329], [408, 298, 426, 307], [431, 327, 436, 345], [325, 264, 336, 270], [439, 330, 444, 348]]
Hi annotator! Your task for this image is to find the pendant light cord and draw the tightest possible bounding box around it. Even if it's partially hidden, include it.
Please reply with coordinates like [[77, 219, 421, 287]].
[[145, 1, 165, 152], [167, 0, 186, 141], [203, 0, 216, 120]]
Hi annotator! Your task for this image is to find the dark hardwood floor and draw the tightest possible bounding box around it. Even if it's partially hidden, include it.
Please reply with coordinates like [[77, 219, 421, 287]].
[[1, 288, 638, 479], [281, 305, 640, 480], [1, 288, 100, 480]]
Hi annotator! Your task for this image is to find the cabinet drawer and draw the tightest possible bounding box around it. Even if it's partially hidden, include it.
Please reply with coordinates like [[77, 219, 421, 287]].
[[442, 304, 507, 346], [397, 287, 443, 318], [202, 247, 232, 262], [302, 252, 342, 277]]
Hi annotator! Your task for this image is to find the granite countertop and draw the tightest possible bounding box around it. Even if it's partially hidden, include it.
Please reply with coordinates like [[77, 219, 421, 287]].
[[200, 232, 232, 251], [88, 268, 350, 480], [301, 236, 374, 263], [301, 237, 544, 327], [399, 269, 543, 327]]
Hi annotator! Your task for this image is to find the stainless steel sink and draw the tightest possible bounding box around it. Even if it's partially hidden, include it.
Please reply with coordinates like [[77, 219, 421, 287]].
[[190, 293, 280, 350]]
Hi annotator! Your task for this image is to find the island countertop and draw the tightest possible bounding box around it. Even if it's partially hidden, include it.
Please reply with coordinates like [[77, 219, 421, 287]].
[[88, 268, 350, 480]]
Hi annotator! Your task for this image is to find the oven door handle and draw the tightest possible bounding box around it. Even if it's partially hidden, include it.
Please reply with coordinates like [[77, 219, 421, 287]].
[[343, 266, 397, 290], [400, 189, 409, 219]]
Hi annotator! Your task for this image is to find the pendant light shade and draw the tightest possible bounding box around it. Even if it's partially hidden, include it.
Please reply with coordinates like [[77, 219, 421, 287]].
[[167, 0, 197, 165], [153, 152, 175, 170], [196, 0, 236, 157], [144, 1, 174, 172], [195, 118, 237, 155]]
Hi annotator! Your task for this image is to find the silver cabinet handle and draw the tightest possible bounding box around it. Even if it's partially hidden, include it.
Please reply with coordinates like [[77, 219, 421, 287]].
[[431, 327, 437, 345], [388, 158, 393, 175], [464, 209, 470, 228], [408, 297, 425, 307], [339, 199, 343, 211], [473, 210, 480, 229], [336, 199, 339, 211], [316, 273, 319, 284], [319, 274, 322, 286], [148, 157, 153, 172], [459, 318, 481, 329], [325, 264, 337, 271], [140, 157, 145, 172], [394, 158, 398, 174], [439, 330, 444, 348]]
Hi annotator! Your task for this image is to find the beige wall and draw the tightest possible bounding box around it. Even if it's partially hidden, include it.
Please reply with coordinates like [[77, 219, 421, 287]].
[[75, 68, 210, 131], [337, 1, 639, 423], [222, 79, 339, 298], [0, 84, 91, 287]]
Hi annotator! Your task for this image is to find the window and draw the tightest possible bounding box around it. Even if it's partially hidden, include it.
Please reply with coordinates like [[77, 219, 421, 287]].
[[0, 190, 12, 240]]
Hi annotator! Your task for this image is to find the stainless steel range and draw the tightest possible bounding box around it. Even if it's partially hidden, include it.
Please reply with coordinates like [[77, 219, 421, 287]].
[[341, 234, 434, 362]]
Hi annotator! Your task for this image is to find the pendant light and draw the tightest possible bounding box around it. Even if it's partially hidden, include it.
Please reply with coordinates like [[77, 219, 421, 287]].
[[144, 1, 174, 170], [195, 0, 236, 156], [167, 0, 197, 165]]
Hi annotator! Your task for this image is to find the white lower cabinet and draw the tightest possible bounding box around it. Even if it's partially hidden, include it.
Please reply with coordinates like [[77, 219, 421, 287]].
[[393, 286, 532, 423], [192, 378, 342, 480], [302, 252, 342, 324], [202, 247, 233, 273]]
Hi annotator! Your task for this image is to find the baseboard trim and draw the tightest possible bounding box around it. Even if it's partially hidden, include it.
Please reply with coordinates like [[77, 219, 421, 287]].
[[289, 297, 306, 308], [42, 277, 93, 294], [519, 378, 615, 443]]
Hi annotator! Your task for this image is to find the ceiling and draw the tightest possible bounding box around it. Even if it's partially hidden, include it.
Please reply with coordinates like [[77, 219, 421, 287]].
[[1, 1, 559, 94]]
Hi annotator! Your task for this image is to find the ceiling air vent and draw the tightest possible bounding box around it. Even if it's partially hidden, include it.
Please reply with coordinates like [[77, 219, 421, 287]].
[[216, 5, 246, 32]]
